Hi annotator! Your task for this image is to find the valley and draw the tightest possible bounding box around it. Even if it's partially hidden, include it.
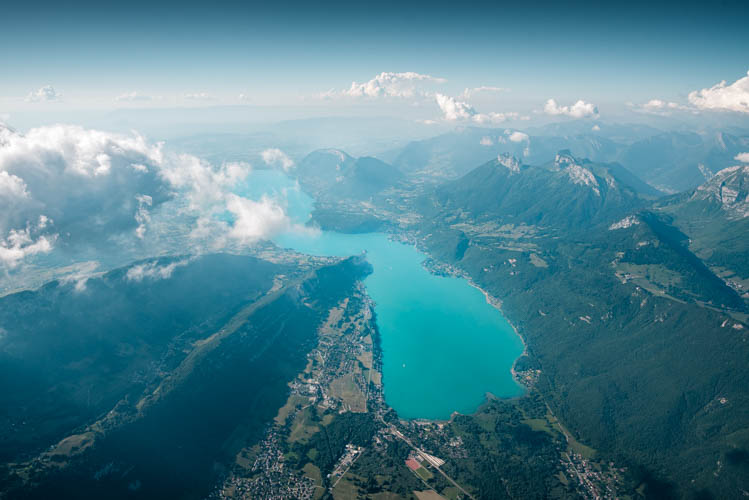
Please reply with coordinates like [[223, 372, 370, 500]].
[[291, 146, 749, 499]]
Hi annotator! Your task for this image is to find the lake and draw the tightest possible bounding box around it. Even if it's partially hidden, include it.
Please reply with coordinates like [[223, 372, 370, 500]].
[[244, 170, 524, 420]]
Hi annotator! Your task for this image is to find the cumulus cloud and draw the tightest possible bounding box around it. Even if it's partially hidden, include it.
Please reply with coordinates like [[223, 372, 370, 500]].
[[544, 98, 598, 118], [115, 91, 153, 102], [507, 131, 529, 143], [261, 148, 294, 172], [0, 171, 29, 200], [461, 86, 507, 99], [0, 124, 169, 248], [342, 72, 446, 98], [0, 217, 55, 268], [126, 258, 191, 282], [58, 260, 101, 292], [238, 93, 250, 101], [435, 93, 476, 121], [26, 85, 62, 103], [735, 152, 749, 163], [184, 92, 216, 101], [480, 136, 494, 146], [688, 70, 749, 114], [134, 194, 152, 239], [435, 93, 521, 124], [629, 99, 692, 115], [0, 124, 291, 268], [225, 195, 289, 244]]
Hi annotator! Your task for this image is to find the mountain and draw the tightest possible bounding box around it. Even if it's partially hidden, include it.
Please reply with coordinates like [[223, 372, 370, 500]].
[[405, 151, 749, 498], [383, 125, 749, 194], [619, 131, 749, 193], [422, 151, 654, 233], [296, 149, 404, 200], [385, 127, 629, 181], [655, 164, 749, 301], [0, 253, 372, 499]]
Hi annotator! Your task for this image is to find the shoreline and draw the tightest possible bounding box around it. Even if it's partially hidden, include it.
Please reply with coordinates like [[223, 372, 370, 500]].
[[413, 239, 531, 394]]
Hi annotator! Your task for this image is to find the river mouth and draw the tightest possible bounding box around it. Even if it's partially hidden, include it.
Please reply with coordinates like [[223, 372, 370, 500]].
[[246, 170, 525, 420]]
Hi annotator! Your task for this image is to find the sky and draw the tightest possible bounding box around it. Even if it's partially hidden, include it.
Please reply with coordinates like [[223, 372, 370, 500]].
[[1, 0, 749, 125], [1, 0, 749, 284]]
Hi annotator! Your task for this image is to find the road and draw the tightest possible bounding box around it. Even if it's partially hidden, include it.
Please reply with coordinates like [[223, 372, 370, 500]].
[[382, 419, 476, 500]]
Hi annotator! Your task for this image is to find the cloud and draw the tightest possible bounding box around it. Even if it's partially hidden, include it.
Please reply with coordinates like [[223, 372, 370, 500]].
[[184, 92, 216, 101], [544, 98, 598, 118], [435, 93, 521, 124], [0, 124, 290, 268], [591, 124, 601, 131], [0, 217, 55, 268], [0, 171, 29, 200], [629, 99, 692, 115], [261, 148, 294, 172], [435, 93, 476, 121], [134, 194, 152, 239], [58, 260, 101, 292], [225, 194, 289, 244], [688, 70, 749, 114], [25, 85, 62, 103], [480, 136, 494, 146], [238, 93, 250, 101], [461, 86, 508, 99], [507, 131, 529, 143], [342, 72, 446, 98], [0, 124, 169, 249], [642, 99, 680, 110], [115, 91, 153, 102], [126, 258, 191, 282], [735, 152, 749, 163]]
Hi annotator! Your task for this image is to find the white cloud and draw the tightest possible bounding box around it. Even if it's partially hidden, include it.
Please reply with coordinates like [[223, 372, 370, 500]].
[[225, 194, 289, 244], [0, 124, 290, 268], [126, 258, 191, 282], [0, 171, 29, 200], [591, 124, 601, 131], [735, 152, 749, 163], [238, 93, 250, 101], [544, 98, 598, 118], [436, 93, 476, 121], [507, 131, 529, 143], [630, 99, 692, 115], [25, 85, 62, 103], [134, 194, 152, 239], [115, 91, 153, 102], [461, 86, 508, 99], [158, 155, 252, 210], [435, 93, 521, 124], [184, 92, 216, 101], [342, 72, 446, 98], [480, 136, 494, 146], [0, 124, 169, 250], [688, 70, 749, 114], [58, 261, 101, 292], [0, 217, 55, 268], [261, 148, 294, 172]]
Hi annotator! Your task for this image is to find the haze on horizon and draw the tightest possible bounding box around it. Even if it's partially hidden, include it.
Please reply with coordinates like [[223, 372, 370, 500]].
[[1, 0, 748, 130]]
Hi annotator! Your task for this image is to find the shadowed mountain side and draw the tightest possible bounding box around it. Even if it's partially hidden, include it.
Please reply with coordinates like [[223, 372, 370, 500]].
[[0, 254, 372, 499]]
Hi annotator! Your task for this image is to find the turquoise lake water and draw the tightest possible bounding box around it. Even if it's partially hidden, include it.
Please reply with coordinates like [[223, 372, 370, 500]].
[[243, 170, 524, 420]]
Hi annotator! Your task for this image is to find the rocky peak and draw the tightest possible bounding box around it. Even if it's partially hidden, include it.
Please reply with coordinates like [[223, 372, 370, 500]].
[[496, 153, 521, 173], [693, 164, 749, 218]]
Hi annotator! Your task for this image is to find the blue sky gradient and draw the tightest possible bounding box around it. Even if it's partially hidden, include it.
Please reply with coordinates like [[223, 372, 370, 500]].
[[1, 0, 748, 123]]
